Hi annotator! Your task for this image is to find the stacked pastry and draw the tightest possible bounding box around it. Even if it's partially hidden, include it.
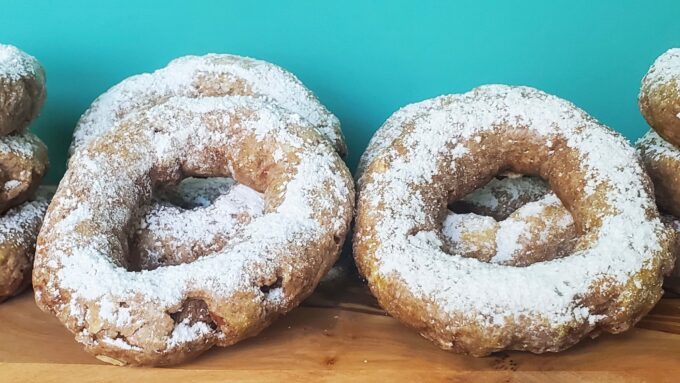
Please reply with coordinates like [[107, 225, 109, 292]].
[[637, 48, 680, 282], [0, 44, 50, 302], [33, 54, 354, 366], [66, 54, 351, 288]]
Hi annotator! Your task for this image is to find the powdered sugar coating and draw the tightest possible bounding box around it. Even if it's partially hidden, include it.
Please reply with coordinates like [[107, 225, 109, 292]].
[[450, 167, 680, 279], [154, 177, 237, 208], [357, 99, 430, 177], [640, 48, 680, 94], [134, 180, 265, 270], [137, 176, 350, 286], [453, 176, 549, 220], [0, 186, 52, 301], [0, 44, 46, 135], [639, 48, 680, 147], [0, 44, 41, 82], [0, 130, 44, 157], [442, 193, 575, 266], [636, 128, 680, 223], [0, 131, 49, 213], [34, 96, 353, 365], [70, 54, 345, 156], [0, 186, 51, 242], [637, 129, 680, 162], [355, 85, 672, 355]]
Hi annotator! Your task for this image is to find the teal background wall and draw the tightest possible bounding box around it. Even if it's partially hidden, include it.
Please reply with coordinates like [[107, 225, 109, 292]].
[[1, 0, 679, 183]]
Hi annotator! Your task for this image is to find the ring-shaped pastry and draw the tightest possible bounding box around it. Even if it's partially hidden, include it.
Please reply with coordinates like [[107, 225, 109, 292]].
[[354, 85, 673, 355]]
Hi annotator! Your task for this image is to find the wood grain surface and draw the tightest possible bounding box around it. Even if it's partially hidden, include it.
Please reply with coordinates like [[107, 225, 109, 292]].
[[1, 280, 679, 382]]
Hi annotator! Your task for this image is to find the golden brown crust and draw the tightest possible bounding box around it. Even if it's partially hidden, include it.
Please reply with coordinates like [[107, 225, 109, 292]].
[[450, 175, 549, 219], [67, 54, 349, 301], [33, 97, 353, 366], [128, 178, 263, 271], [639, 49, 680, 147], [127, 177, 349, 289], [69, 54, 349, 296], [637, 130, 680, 217], [354, 85, 673, 356], [443, 194, 576, 266], [0, 187, 52, 301], [0, 44, 46, 135], [0, 44, 49, 303], [70, 54, 345, 157], [0, 131, 48, 212], [637, 51, 680, 284], [660, 215, 680, 280], [451, 172, 680, 278]]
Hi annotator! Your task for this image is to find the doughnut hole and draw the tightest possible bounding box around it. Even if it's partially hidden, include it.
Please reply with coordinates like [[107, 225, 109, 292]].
[[125, 176, 265, 271], [449, 174, 550, 220], [446, 173, 579, 267], [380, 124, 622, 264]]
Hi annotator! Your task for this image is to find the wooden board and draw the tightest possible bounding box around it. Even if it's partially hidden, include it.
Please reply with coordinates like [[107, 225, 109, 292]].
[[1, 281, 679, 382]]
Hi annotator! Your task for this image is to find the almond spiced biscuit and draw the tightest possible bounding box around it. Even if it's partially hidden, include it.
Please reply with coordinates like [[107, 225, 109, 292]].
[[34, 96, 353, 366], [354, 85, 673, 356], [639, 48, 680, 147], [71, 54, 350, 287], [0, 44, 46, 135], [0, 186, 52, 301]]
